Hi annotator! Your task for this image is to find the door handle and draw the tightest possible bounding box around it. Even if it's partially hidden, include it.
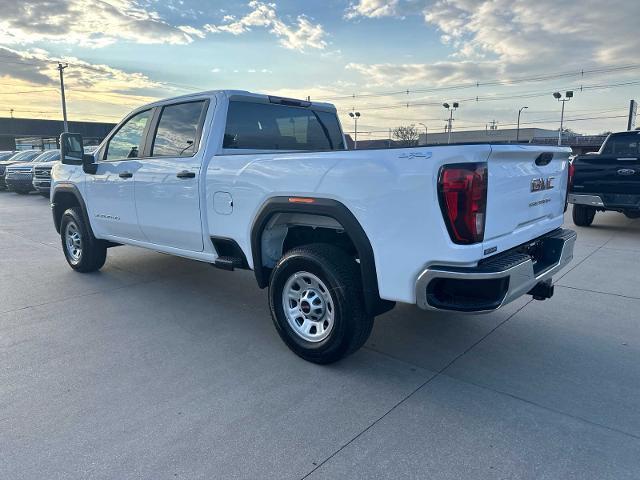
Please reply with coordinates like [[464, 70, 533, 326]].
[[119, 171, 133, 179], [176, 170, 196, 179]]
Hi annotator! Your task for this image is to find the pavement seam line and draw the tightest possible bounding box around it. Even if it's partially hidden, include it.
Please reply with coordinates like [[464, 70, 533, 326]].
[[556, 283, 640, 301], [441, 374, 640, 441], [300, 299, 532, 479]]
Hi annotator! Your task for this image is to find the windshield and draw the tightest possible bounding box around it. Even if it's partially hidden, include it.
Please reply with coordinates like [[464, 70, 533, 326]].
[[8, 150, 42, 162], [34, 150, 61, 163], [0, 151, 15, 161]]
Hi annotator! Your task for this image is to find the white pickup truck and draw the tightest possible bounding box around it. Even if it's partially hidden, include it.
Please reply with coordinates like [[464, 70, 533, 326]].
[[52, 90, 576, 363]]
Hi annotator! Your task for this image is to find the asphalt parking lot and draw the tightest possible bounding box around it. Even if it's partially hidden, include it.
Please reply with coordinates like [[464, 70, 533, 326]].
[[1, 191, 639, 480]]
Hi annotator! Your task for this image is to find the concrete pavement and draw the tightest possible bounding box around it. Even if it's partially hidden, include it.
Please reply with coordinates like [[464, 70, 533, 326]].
[[1, 192, 639, 479]]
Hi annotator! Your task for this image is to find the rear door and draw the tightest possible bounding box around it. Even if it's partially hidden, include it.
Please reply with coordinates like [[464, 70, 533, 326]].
[[134, 99, 210, 251], [572, 131, 640, 196], [482, 145, 570, 254]]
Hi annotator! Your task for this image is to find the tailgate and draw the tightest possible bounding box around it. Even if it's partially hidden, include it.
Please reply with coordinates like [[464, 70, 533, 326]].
[[573, 154, 640, 195], [482, 145, 571, 255]]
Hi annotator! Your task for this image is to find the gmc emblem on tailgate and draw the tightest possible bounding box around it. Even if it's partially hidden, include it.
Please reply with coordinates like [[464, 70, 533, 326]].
[[530, 177, 555, 192]]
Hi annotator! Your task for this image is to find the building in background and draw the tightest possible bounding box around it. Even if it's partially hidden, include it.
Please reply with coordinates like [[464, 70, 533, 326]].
[[0, 118, 116, 150], [419, 127, 558, 145]]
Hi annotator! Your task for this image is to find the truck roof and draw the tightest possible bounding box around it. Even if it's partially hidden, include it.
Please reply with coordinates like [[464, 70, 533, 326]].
[[138, 89, 337, 113]]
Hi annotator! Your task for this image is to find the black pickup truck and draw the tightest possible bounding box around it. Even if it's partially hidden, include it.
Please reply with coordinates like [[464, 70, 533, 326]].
[[569, 130, 640, 226]]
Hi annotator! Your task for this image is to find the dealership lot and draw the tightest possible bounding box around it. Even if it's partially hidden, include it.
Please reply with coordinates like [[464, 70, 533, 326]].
[[1, 192, 639, 479]]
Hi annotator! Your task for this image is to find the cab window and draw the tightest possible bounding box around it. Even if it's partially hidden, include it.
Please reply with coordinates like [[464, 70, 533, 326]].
[[601, 132, 640, 156], [223, 101, 344, 151], [151, 101, 206, 157], [104, 109, 152, 161]]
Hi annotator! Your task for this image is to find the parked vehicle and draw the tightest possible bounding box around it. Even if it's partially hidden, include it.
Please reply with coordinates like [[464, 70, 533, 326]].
[[569, 130, 640, 226], [0, 150, 41, 190], [6, 150, 62, 194], [31, 150, 62, 197], [0, 151, 17, 161], [51, 90, 576, 363]]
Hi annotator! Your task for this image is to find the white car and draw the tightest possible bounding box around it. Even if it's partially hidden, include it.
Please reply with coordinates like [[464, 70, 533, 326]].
[[51, 90, 576, 363]]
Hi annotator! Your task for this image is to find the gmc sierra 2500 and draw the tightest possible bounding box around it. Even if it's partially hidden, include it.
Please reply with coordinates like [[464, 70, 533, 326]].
[[51, 90, 576, 364]]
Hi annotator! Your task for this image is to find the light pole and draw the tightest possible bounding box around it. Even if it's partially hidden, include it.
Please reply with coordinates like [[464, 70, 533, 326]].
[[516, 106, 528, 142], [57, 62, 69, 133], [418, 122, 428, 145], [443, 102, 458, 144], [553, 91, 573, 146], [349, 111, 360, 149]]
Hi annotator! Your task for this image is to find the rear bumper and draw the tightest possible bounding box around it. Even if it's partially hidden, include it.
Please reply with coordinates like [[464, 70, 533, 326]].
[[416, 228, 577, 313], [569, 193, 640, 210]]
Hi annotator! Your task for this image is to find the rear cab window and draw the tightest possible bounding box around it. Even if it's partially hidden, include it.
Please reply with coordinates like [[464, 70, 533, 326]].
[[601, 132, 640, 156], [223, 100, 345, 151]]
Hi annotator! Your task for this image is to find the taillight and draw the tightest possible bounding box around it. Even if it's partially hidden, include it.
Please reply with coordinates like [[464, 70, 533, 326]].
[[565, 161, 575, 212], [438, 163, 488, 244], [568, 161, 575, 190]]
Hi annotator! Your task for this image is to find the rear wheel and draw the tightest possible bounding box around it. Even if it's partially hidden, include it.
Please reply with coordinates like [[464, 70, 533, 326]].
[[60, 207, 107, 272], [572, 204, 596, 227], [269, 244, 373, 364], [624, 210, 640, 219]]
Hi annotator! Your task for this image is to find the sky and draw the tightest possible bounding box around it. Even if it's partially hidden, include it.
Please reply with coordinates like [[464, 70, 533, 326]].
[[1, 0, 639, 138]]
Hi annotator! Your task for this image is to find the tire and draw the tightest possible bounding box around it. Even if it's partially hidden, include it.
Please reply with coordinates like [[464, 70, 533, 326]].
[[624, 210, 640, 219], [60, 207, 107, 272], [269, 243, 373, 364], [572, 204, 596, 227]]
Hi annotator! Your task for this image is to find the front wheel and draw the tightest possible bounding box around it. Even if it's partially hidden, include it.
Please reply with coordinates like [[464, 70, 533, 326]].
[[60, 207, 107, 272], [572, 204, 596, 227], [269, 244, 373, 364]]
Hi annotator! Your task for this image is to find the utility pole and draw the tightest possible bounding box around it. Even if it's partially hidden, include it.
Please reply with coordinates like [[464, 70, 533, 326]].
[[418, 122, 428, 145], [57, 62, 69, 132], [628, 100, 637, 131], [516, 106, 528, 142], [553, 91, 573, 146]]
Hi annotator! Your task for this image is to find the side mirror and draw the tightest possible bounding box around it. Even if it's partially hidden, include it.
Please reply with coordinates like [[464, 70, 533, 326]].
[[60, 132, 84, 165], [60, 132, 97, 174]]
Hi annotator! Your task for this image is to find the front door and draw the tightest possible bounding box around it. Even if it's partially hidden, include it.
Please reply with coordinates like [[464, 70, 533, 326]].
[[134, 99, 209, 252], [85, 109, 153, 240]]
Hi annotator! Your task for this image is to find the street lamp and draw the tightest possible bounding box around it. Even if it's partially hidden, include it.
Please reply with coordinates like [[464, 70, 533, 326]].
[[516, 106, 528, 142], [418, 122, 428, 145], [349, 111, 361, 149], [553, 91, 573, 146], [443, 102, 459, 144]]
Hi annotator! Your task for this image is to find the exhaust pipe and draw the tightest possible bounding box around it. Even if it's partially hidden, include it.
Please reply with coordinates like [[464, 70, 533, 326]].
[[528, 279, 554, 301]]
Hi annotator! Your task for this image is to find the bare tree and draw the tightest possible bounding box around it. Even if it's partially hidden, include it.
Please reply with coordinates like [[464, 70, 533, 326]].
[[392, 125, 419, 147]]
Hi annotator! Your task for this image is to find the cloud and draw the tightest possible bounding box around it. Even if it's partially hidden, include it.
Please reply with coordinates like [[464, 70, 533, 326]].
[[345, 0, 427, 19], [0, 47, 160, 92], [344, 0, 640, 86], [204, 1, 327, 51], [346, 60, 503, 87], [0, 0, 201, 47]]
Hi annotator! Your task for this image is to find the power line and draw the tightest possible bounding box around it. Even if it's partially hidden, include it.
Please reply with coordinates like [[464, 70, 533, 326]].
[[340, 80, 640, 112], [318, 63, 640, 102]]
